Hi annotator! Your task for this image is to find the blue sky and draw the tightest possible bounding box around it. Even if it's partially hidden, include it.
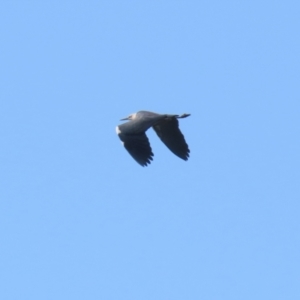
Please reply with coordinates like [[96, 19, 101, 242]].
[[1, 1, 299, 299]]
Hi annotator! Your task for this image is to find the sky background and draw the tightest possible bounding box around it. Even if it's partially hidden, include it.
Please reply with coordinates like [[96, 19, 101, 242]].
[[1, 1, 300, 299]]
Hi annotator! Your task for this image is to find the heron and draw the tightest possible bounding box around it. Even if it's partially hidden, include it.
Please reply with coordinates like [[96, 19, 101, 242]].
[[116, 110, 190, 166]]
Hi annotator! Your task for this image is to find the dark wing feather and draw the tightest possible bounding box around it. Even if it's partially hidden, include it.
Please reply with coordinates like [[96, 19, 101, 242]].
[[118, 132, 154, 166], [153, 118, 190, 160]]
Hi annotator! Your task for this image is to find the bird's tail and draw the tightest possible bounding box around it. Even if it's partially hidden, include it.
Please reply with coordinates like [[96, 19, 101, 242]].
[[177, 113, 191, 119]]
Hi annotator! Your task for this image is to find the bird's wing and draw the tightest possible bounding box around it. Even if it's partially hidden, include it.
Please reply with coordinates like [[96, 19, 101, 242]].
[[118, 132, 154, 166], [152, 118, 190, 160]]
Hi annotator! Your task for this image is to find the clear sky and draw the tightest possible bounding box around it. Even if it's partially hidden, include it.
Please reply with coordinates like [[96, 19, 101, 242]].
[[1, 1, 299, 299]]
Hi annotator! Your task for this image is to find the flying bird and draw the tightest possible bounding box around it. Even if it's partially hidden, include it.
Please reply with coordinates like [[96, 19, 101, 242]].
[[116, 110, 190, 166]]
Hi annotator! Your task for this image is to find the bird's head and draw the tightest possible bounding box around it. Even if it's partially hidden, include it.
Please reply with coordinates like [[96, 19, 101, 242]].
[[120, 113, 137, 121]]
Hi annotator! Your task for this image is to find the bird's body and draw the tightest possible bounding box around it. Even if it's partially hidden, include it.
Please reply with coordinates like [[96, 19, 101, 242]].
[[117, 111, 165, 134], [116, 111, 190, 166]]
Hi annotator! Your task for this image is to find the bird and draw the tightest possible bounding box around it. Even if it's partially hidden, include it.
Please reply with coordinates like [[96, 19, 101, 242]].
[[116, 110, 190, 166]]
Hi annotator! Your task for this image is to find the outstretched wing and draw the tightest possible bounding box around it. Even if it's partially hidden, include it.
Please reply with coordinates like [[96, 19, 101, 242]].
[[152, 118, 190, 160], [118, 132, 154, 166]]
